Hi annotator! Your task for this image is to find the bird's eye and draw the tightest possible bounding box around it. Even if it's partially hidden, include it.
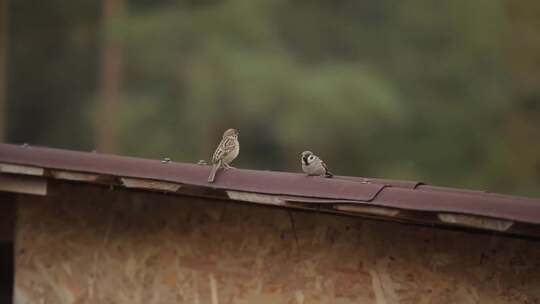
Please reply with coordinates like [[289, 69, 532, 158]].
[[308, 155, 315, 161]]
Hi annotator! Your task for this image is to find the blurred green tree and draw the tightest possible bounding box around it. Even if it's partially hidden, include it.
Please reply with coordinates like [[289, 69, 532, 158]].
[[8, 0, 99, 149], [5, 0, 540, 196]]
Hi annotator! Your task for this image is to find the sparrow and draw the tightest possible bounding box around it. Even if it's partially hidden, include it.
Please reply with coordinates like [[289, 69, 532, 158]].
[[208, 128, 240, 183], [301, 151, 333, 177]]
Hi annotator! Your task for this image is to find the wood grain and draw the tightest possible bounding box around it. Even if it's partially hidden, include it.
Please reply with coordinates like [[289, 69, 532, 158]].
[[14, 183, 540, 304]]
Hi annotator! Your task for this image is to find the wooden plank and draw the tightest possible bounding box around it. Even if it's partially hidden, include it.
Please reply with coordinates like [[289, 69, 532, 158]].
[[438, 213, 513, 232], [227, 191, 284, 206], [335, 205, 400, 217], [51, 170, 99, 182], [0, 174, 46, 196], [0, 163, 43, 176], [120, 177, 181, 192]]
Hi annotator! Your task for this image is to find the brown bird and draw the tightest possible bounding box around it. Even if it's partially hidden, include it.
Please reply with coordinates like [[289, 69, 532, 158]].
[[208, 128, 240, 183]]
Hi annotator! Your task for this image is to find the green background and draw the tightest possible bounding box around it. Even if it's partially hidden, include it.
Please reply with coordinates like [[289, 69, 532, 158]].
[[5, 0, 540, 197]]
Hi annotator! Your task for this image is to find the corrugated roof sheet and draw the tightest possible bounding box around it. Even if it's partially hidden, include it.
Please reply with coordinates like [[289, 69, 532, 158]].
[[1, 143, 539, 237]]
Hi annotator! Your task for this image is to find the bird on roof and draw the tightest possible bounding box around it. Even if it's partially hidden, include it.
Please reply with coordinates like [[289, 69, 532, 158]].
[[301, 151, 333, 177], [208, 128, 240, 183]]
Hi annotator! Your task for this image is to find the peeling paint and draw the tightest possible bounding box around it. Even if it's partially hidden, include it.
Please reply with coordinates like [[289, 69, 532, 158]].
[[120, 177, 181, 192], [51, 171, 99, 183], [0, 163, 44, 176], [227, 191, 284, 206], [438, 213, 514, 231]]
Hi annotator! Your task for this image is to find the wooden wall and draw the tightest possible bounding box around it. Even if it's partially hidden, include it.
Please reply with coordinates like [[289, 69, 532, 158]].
[[14, 182, 540, 304]]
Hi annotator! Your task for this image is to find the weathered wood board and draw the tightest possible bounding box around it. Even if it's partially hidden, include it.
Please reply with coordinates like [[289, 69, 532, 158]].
[[14, 183, 540, 304]]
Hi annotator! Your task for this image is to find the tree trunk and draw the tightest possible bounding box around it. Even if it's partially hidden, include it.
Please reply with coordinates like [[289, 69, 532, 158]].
[[95, 0, 126, 153]]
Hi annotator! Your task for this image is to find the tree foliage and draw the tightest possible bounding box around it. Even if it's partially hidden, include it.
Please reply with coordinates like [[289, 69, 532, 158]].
[[7, 0, 540, 196]]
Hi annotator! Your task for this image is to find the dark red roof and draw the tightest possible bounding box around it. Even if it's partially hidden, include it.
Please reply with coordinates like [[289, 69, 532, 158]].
[[1, 143, 539, 237]]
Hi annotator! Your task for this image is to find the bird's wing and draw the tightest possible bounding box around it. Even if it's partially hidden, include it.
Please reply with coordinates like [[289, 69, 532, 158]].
[[321, 160, 333, 177], [212, 137, 236, 163]]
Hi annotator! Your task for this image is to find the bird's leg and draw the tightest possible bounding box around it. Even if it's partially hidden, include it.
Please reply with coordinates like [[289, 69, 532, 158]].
[[223, 163, 236, 169]]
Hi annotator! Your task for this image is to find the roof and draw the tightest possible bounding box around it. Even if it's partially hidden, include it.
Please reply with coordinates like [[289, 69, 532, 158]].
[[1, 143, 539, 238]]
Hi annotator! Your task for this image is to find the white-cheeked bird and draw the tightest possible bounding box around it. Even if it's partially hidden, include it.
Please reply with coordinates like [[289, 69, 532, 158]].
[[301, 151, 333, 177], [208, 128, 240, 183]]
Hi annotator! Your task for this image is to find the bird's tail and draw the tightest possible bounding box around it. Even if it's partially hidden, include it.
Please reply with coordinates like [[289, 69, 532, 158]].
[[207, 161, 221, 183], [325, 170, 333, 178]]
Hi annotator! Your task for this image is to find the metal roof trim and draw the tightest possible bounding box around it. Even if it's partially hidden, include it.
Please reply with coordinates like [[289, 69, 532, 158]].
[[0, 144, 383, 201], [372, 187, 540, 224], [1, 143, 539, 228]]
